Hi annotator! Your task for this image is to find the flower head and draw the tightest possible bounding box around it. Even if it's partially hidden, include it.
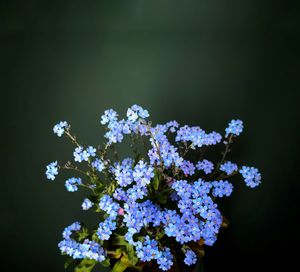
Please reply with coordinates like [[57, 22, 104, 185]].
[[53, 121, 69, 137], [65, 177, 82, 192], [46, 161, 58, 180], [196, 160, 214, 174], [220, 161, 238, 175], [81, 198, 93, 210], [239, 166, 261, 188], [212, 180, 233, 197], [225, 119, 243, 137], [91, 158, 105, 172], [184, 249, 197, 266]]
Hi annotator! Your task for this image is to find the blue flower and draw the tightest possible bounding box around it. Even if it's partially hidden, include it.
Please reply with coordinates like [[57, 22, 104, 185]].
[[129, 104, 150, 119], [135, 236, 160, 262], [46, 161, 58, 180], [91, 158, 105, 172], [113, 158, 134, 187], [73, 146, 84, 162], [53, 121, 69, 137], [225, 119, 243, 137], [212, 180, 233, 197], [81, 198, 93, 210], [99, 195, 120, 219], [156, 247, 173, 271], [73, 146, 90, 162], [113, 188, 128, 201], [58, 222, 106, 262], [127, 108, 139, 122], [196, 160, 214, 174], [62, 221, 81, 239], [97, 218, 116, 241], [239, 166, 261, 188], [65, 177, 82, 192], [46, 105, 262, 269], [100, 109, 118, 125], [86, 146, 96, 157], [220, 161, 238, 175], [104, 121, 124, 145], [133, 160, 154, 187], [180, 160, 195, 176], [184, 249, 197, 266], [176, 126, 222, 148]]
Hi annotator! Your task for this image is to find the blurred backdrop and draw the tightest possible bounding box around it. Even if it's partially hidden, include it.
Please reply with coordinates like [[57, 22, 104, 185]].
[[1, 1, 300, 271]]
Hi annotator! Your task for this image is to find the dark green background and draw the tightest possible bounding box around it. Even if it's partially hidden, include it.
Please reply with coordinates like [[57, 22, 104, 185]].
[[1, 1, 299, 271]]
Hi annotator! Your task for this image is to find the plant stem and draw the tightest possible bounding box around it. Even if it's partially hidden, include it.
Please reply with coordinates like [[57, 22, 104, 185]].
[[65, 129, 81, 147]]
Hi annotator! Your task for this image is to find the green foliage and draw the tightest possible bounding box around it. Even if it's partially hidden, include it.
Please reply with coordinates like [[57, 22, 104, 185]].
[[111, 258, 128, 272], [100, 259, 111, 267], [106, 181, 116, 196], [110, 234, 139, 272], [64, 257, 75, 269], [152, 169, 160, 191], [74, 259, 97, 272], [77, 227, 89, 242]]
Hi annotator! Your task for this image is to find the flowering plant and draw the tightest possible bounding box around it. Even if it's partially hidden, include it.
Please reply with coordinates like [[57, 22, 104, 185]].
[[46, 105, 261, 272]]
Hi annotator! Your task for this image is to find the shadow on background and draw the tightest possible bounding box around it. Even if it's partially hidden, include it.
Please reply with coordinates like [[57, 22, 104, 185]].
[[1, 1, 300, 271]]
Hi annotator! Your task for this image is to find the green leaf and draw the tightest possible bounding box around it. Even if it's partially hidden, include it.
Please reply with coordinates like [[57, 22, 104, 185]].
[[94, 184, 105, 195], [107, 248, 123, 259], [100, 258, 111, 267], [89, 174, 100, 183], [125, 244, 138, 266], [77, 227, 89, 242], [64, 257, 74, 269], [111, 234, 138, 267], [111, 253, 138, 272], [111, 259, 128, 272], [111, 234, 128, 247], [152, 170, 160, 191], [156, 230, 165, 240], [74, 259, 97, 272], [153, 176, 159, 191], [107, 181, 116, 195]]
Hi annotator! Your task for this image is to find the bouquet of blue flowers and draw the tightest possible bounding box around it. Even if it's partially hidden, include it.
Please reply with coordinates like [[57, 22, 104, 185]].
[[46, 105, 261, 272]]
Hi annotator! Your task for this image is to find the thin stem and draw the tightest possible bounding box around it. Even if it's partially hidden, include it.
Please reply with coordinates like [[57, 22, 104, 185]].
[[60, 164, 88, 176], [64, 129, 81, 147], [219, 134, 233, 165], [211, 134, 233, 178], [181, 142, 194, 158]]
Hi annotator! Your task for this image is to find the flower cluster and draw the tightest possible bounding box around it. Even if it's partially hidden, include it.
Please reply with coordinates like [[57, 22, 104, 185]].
[[225, 119, 243, 137], [220, 161, 238, 175], [65, 177, 82, 192], [45, 105, 261, 272], [53, 121, 69, 137], [58, 222, 106, 262], [196, 159, 214, 174], [239, 166, 261, 188], [45, 161, 58, 180], [184, 250, 197, 266], [73, 146, 96, 162]]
